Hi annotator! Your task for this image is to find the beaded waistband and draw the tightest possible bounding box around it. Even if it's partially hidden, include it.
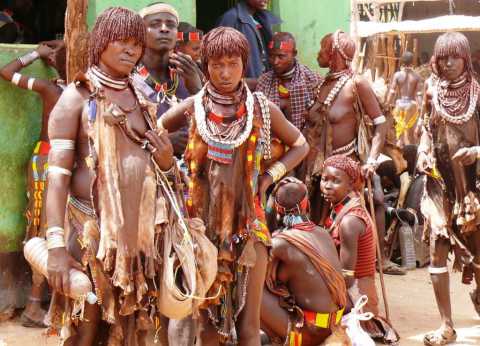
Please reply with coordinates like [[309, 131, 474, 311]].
[[69, 196, 95, 217], [331, 139, 356, 156]]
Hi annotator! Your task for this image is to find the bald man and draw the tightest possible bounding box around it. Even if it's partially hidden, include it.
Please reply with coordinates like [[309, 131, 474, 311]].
[[257, 32, 322, 131]]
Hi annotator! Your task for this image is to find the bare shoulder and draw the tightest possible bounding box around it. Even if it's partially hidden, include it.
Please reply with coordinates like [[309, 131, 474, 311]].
[[48, 83, 89, 138], [267, 98, 282, 112], [313, 227, 338, 249], [271, 237, 291, 259], [50, 83, 88, 117], [354, 75, 374, 93], [339, 214, 365, 238]]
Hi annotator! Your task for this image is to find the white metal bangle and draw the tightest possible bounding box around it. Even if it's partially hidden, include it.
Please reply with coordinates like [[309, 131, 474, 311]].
[[11, 72, 21, 86], [27, 78, 35, 90], [50, 139, 75, 151], [18, 50, 40, 66], [48, 166, 72, 176], [373, 115, 386, 125], [292, 134, 306, 147], [428, 266, 448, 274]]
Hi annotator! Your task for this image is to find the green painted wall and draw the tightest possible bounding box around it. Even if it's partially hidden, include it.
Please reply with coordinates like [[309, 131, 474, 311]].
[[273, 0, 351, 71], [0, 44, 56, 252], [87, 0, 196, 28]]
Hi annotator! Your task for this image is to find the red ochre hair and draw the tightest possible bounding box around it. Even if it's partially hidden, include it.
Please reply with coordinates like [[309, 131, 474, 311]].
[[89, 7, 146, 67], [432, 31, 473, 77], [201, 26, 249, 77]]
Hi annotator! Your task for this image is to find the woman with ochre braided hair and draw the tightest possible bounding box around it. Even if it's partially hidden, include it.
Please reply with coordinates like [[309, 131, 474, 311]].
[[161, 26, 309, 345]]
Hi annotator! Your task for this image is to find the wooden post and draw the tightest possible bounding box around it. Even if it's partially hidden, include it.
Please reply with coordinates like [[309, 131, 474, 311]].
[[64, 0, 89, 83]]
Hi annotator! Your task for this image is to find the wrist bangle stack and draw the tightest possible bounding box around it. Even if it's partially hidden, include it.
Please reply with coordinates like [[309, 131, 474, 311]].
[[18, 51, 40, 67], [266, 161, 287, 183], [46, 226, 66, 250]]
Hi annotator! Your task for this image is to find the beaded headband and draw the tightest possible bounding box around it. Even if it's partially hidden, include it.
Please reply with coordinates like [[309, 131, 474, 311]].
[[332, 30, 352, 62], [177, 31, 203, 42], [268, 40, 295, 52]]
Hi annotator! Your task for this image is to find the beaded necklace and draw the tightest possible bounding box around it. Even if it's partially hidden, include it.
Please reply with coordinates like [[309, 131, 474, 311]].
[[207, 103, 246, 124], [283, 214, 316, 231], [315, 69, 353, 108], [278, 84, 290, 99], [194, 82, 255, 164], [432, 74, 479, 125], [135, 64, 179, 103]]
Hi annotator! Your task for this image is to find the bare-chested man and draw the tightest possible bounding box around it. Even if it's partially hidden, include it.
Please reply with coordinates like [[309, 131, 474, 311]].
[[301, 30, 405, 275], [257, 32, 322, 131], [0, 39, 65, 327], [161, 26, 309, 346], [261, 177, 348, 346], [385, 51, 423, 147], [45, 8, 176, 345]]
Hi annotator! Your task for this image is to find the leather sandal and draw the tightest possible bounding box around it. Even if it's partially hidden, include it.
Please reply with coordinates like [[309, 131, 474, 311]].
[[423, 329, 457, 346], [379, 260, 407, 275]]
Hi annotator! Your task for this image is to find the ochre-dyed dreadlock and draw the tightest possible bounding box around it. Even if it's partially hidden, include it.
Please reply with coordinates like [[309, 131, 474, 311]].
[[432, 31, 473, 77], [201, 26, 249, 78], [89, 7, 146, 67]]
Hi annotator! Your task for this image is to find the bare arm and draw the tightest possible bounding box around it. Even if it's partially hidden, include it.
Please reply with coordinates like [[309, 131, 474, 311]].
[[270, 237, 292, 280], [160, 97, 193, 132], [356, 77, 387, 165], [269, 100, 309, 172], [0, 43, 58, 97], [46, 84, 86, 294], [384, 73, 398, 108], [415, 76, 424, 109], [339, 215, 363, 288]]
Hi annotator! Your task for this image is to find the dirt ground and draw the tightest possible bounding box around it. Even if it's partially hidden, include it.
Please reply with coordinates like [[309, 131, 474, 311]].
[[1, 267, 479, 345]]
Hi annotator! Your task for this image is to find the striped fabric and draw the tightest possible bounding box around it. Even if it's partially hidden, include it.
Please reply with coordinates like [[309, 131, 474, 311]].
[[349, 208, 377, 278], [207, 140, 234, 164]]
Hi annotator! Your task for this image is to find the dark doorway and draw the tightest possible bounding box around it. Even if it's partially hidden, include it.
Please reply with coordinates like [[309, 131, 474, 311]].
[[196, 0, 239, 32], [0, 0, 67, 44]]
